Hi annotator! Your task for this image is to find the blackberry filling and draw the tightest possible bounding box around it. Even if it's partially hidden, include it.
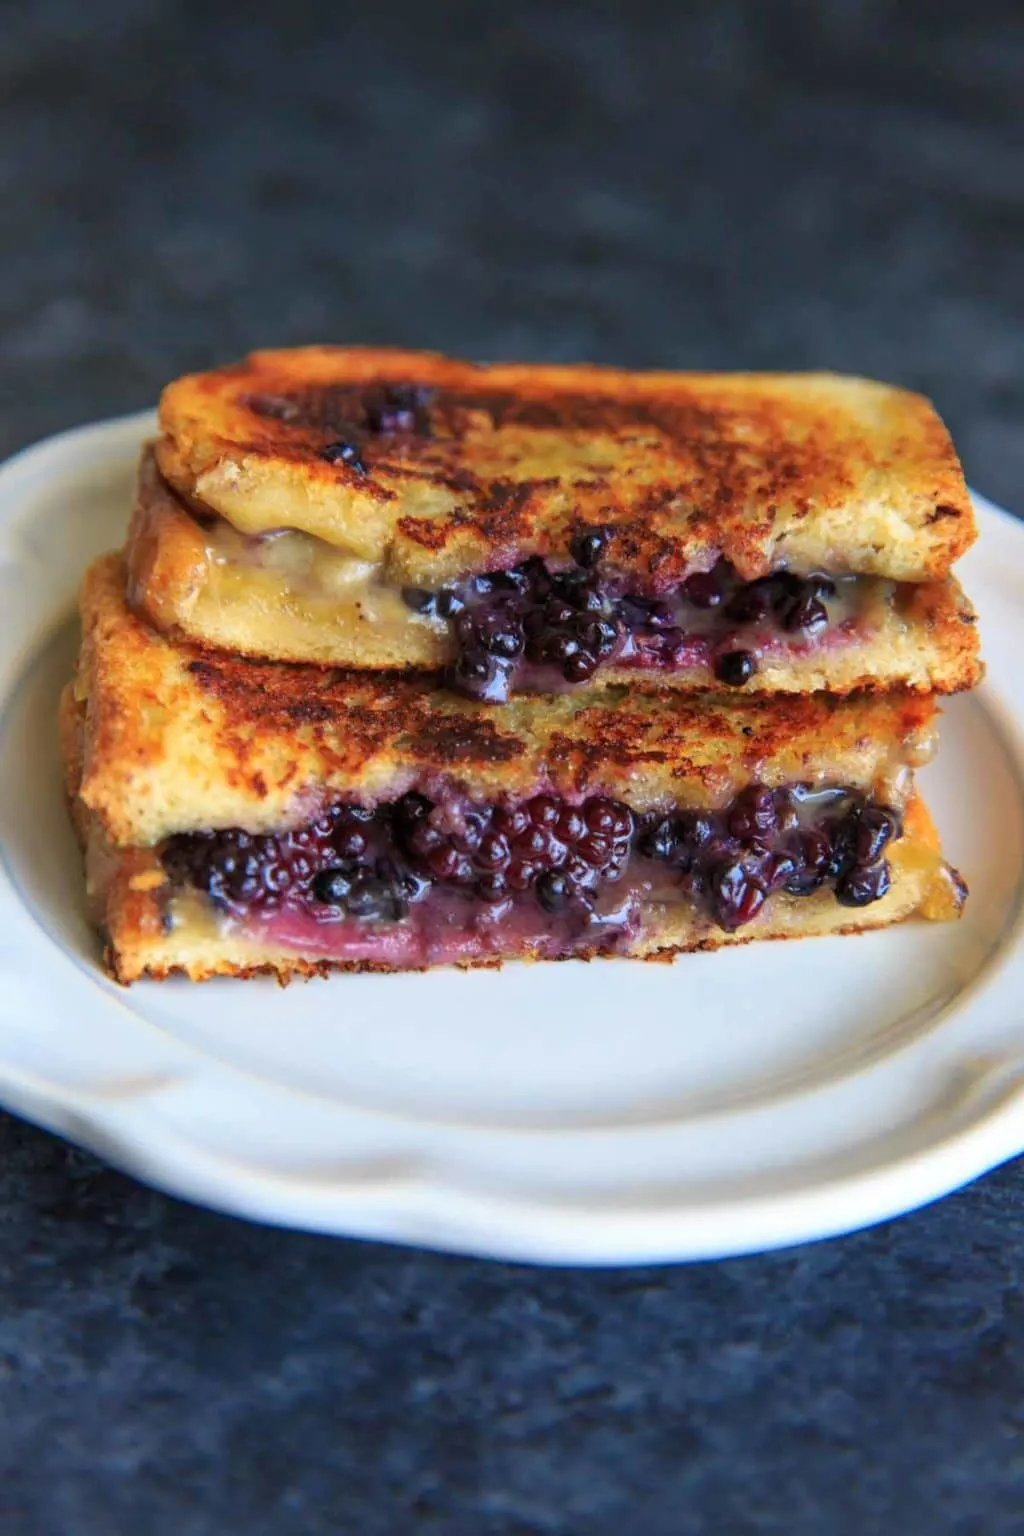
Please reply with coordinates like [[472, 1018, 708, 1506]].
[[401, 534, 854, 701], [160, 783, 901, 938]]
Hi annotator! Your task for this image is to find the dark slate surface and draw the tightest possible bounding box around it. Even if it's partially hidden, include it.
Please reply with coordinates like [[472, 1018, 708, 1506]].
[[2, 2, 1023, 1531]]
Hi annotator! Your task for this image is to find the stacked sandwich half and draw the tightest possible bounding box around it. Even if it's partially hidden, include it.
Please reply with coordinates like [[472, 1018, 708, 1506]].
[[61, 349, 982, 982]]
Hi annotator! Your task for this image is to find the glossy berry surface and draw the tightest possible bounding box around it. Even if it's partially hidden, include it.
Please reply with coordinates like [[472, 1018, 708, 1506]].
[[163, 780, 901, 937], [406, 540, 846, 700], [710, 861, 767, 930], [570, 525, 610, 568], [162, 805, 378, 915], [320, 440, 366, 473], [634, 785, 899, 930], [390, 790, 632, 912], [835, 859, 892, 907], [714, 649, 756, 686]]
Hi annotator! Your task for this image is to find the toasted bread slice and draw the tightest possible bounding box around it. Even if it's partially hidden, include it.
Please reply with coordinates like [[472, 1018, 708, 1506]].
[[61, 729, 965, 985], [64, 562, 966, 984], [76, 554, 944, 848], [127, 446, 982, 694], [156, 348, 975, 586]]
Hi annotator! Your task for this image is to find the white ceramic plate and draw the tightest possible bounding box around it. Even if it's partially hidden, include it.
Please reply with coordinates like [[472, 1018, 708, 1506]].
[[2, 413, 1024, 1265]]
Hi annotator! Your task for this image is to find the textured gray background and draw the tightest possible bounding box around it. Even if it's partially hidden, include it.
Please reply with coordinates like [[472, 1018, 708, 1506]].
[[2, 2, 1023, 1532]]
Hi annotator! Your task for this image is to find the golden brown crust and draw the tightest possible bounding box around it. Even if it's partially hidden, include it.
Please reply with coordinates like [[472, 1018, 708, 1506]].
[[156, 347, 976, 585], [126, 447, 983, 694], [125, 452, 213, 634], [97, 916, 932, 987], [60, 683, 172, 949], [76, 554, 943, 848]]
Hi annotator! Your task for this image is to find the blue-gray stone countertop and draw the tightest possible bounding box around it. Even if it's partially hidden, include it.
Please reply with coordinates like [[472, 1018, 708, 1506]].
[[2, 3, 1023, 1532]]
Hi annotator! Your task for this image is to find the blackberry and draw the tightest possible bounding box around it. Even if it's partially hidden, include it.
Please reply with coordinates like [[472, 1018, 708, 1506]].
[[564, 651, 598, 682], [674, 810, 716, 854], [494, 806, 530, 839], [710, 861, 766, 930], [725, 583, 774, 625], [823, 812, 860, 882], [436, 589, 465, 618], [570, 526, 610, 568], [528, 796, 561, 828], [320, 441, 366, 473], [556, 807, 585, 844], [727, 785, 777, 842], [161, 809, 369, 914], [401, 587, 437, 615], [507, 858, 539, 891], [835, 859, 891, 907], [639, 817, 678, 861], [681, 570, 724, 608], [475, 832, 510, 870], [536, 870, 571, 913], [581, 618, 619, 656], [476, 872, 509, 903], [782, 828, 832, 894], [516, 825, 555, 860], [545, 600, 576, 629], [477, 569, 530, 596], [584, 798, 618, 835], [427, 844, 469, 881], [480, 622, 524, 659], [314, 866, 354, 906], [407, 821, 444, 861], [566, 581, 606, 614], [452, 652, 494, 685], [563, 852, 599, 890], [516, 555, 551, 596], [451, 815, 485, 854], [162, 780, 904, 941], [578, 834, 612, 866], [433, 548, 625, 697], [714, 650, 757, 686], [545, 634, 580, 665], [424, 546, 844, 701], [783, 591, 829, 635], [757, 851, 798, 893], [608, 807, 635, 842], [854, 806, 901, 864], [334, 821, 368, 859]]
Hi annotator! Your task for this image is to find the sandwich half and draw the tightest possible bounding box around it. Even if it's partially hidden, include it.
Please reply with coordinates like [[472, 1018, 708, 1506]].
[[125, 348, 982, 701], [64, 555, 966, 984]]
